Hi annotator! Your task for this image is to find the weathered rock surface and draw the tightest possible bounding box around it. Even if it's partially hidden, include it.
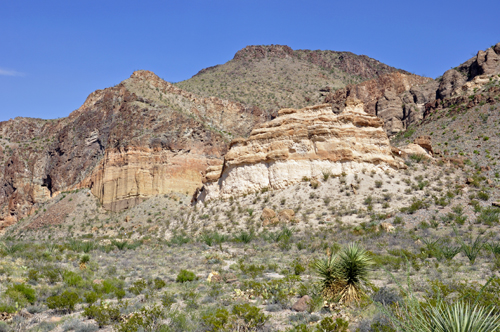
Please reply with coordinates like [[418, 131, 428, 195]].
[[0, 70, 267, 223], [292, 295, 312, 312], [199, 99, 405, 201], [436, 69, 466, 99], [326, 72, 430, 115], [376, 90, 404, 135], [326, 72, 431, 135]]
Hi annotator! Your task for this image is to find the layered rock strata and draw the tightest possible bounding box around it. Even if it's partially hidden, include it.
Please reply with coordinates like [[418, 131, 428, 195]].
[[0, 70, 267, 223], [199, 99, 405, 201]]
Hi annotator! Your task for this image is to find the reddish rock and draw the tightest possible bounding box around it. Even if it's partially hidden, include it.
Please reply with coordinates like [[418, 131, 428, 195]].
[[292, 295, 312, 312]]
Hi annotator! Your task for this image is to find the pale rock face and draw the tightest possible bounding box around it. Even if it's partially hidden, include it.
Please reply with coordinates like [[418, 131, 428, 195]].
[[90, 146, 215, 211], [199, 100, 405, 201]]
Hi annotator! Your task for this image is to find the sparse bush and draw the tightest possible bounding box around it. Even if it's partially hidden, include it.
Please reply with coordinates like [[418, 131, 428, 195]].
[[83, 302, 121, 328], [372, 287, 402, 306], [232, 303, 269, 330], [176, 269, 197, 283], [114, 305, 166, 332], [477, 207, 500, 225], [46, 290, 80, 312]]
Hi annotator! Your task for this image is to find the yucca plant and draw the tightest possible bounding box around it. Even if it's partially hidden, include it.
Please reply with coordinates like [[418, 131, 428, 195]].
[[377, 262, 500, 332], [112, 240, 128, 250], [485, 242, 500, 255], [314, 242, 373, 303], [427, 301, 500, 332], [454, 228, 485, 264]]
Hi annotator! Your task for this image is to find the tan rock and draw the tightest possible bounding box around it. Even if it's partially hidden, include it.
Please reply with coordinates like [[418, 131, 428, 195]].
[[263, 217, 280, 227], [413, 136, 433, 154], [278, 209, 295, 222], [261, 208, 276, 219], [201, 100, 406, 200], [292, 295, 312, 312], [492, 202, 500, 208], [401, 144, 432, 159], [380, 222, 395, 233]]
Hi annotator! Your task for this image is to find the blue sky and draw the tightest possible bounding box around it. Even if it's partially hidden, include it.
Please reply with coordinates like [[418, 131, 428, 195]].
[[1, 0, 499, 122]]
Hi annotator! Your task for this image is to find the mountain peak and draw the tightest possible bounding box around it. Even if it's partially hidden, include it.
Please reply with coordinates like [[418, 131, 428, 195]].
[[233, 44, 294, 60]]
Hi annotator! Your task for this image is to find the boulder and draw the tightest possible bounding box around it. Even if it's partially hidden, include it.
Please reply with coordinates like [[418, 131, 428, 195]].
[[413, 136, 433, 154], [292, 295, 312, 312], [262, 208, 276, 219], [401, 144, 432, 159], [278, 209, 296, 222], [437, 69, 466, 99], [380, 222, 395, 233]]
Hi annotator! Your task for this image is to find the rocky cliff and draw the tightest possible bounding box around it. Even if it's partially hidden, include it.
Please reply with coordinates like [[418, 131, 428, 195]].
[[0, 70, 267, 226], [198, 99, 405, 201], [324, 72, 433, 135], [325, 43, 500, 136]]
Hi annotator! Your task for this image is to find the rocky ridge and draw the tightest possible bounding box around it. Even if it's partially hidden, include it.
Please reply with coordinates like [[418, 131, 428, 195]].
[[328, 43, 500, 136], [199, 98, 406, 201], [176, 44, 419, 115], [0, 70, 267, 226]]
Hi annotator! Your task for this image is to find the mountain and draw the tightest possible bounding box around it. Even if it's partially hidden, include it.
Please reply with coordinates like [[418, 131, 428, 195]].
[[0, 70, 267, 227], [175, 44, 419, 115]]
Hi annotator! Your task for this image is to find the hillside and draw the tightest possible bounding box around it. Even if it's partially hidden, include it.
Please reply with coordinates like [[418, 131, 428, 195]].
[[175, 45, 416, 115], [0, 70, 267, 225], [0, 43, 500, 332]]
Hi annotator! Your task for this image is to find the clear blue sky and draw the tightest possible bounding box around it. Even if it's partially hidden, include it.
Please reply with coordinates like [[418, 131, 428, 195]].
[[1, 0, 499, 122]]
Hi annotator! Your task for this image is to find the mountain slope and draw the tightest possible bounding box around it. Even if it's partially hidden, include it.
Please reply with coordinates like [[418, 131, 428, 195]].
[[175, 44, 414, 114], [0, 70, 267, 225]]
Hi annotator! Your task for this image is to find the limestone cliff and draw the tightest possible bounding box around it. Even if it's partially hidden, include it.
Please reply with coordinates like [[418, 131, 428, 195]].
[[199, 99, 405, 201]]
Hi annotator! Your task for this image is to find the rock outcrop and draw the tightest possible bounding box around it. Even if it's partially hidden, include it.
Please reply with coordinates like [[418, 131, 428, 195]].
[[324, 43, 500, 136], [199, 99, 405, 201], [325, 72, 432, 135], [0, 70, 267, 223]]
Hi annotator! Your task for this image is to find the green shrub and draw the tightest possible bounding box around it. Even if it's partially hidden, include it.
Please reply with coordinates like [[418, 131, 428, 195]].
[[232, 303, 269, 329], [63, 271, 83, 287], [128, 279, 148, 295], [202, 308, 230, 331], [176, 270, 197, 283], [84, 291, 100, 304], [315, 316, 349, 332], [477, 207, 500, 225], [153, 278, 166, 290], [83, 302, 121, 327], [46, 290, 80, 312], [0, 304, 16, 314], [114, 305, 166, 332], [6, 283, 36, 306], [292, 258, 306, 276], [477, 191, 490, 201]]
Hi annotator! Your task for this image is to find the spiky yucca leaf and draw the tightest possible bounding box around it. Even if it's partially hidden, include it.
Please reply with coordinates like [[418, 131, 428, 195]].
[[314, 242, 373, 303], [332, 242, 373, 303], [428, 302, 500, 332]]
